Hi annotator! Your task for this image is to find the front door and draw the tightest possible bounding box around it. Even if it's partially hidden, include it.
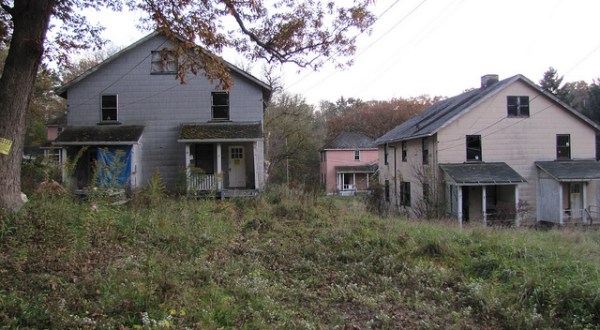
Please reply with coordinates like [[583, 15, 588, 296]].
[[228, 146, 246, 188], [569, 183, 584, 219]]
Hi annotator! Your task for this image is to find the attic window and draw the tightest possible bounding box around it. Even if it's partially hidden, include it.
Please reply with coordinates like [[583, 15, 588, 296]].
[[422, 137, 429, 165], [507, 96, 529, 117], [402, 141, 407, 162], [151, 50, 178, 74], [101, 95, 118, 122]]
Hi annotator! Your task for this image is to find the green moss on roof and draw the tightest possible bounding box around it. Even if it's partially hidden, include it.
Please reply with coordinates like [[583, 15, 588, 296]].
[[179, 122, 262, 140]]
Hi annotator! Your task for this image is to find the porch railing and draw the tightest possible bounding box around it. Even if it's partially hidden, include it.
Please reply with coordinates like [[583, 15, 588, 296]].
[[188, 173, 217, 192]]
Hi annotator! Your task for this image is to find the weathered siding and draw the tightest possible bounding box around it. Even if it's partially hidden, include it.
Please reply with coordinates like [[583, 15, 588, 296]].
[[436, 80, 597, 222], [65, 34, 266, 189], [322, 149, 377, 194]]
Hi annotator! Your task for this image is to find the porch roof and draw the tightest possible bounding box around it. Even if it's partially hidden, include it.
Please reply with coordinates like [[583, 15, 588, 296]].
[[535, 160, 600, 182], [440, 162, 526, 185], [53, 125, 144, 145], [178, 121, 262, 142], [335, 164, 378, 174]]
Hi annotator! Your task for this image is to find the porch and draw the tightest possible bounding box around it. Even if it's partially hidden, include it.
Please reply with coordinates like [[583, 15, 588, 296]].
[[441, 162, 527, 226], [178, 122, 265, 196], [536, 160, 600, 225], [335, 164, 378, 196]]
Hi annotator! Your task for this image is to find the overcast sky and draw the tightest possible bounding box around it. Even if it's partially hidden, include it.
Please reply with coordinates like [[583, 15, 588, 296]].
[[92, 0, 600, 106]]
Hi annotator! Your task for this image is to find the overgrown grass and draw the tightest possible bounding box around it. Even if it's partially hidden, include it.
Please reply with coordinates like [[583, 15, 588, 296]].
[[1, 190, 599, 329]]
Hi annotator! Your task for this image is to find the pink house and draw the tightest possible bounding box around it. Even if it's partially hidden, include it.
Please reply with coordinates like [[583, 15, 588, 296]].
[[42, 115, 66, 163], [320, 132, 378, 195]]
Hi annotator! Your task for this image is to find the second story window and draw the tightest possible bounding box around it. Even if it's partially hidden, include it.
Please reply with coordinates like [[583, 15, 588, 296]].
[[384, 144, 389, 165], [466, 135, 482, 161], [354, 150, 360, 160], [151, 50, 178, 74], [101, 95, 118, 122], [557, 134, 571, 160], [507, 96, 530, 117], [422, 137, 429, 165], [211, 92, 229, 120], [402, 141, 407, 162]]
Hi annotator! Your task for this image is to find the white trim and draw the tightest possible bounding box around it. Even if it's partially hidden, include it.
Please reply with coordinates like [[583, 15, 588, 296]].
[[177, 138, 262, 143]]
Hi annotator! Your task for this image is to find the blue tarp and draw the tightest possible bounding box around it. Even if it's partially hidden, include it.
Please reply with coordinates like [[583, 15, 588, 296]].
[[97, 147, 132, 188]]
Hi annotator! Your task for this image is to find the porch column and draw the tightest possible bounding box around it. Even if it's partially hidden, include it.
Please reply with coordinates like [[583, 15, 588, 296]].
[[367, 173, 370, 189], [253, 141, 259, 190], [583, 182, 588, 224], [558, 185, 564, 225], [352, 173, 356, 190], [515, 185, 520, 226], [482, 186, 487, 226], [185, 144, 191, 193], [216, 143, 223, 191], [457, 185, 463, 227], [61, 148, 68, 185]]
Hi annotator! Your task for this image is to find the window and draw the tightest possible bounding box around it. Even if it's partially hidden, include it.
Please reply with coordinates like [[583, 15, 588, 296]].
[[422, 137, 429, 165], [400, 181, 411, 206], [354, 150, 360, 161], [422, 183, 430, 202], [384, 144, 389, 165], [384, 180, 390, 202], [402, 141, 407, 162], [557, 134, 571, 160], [507, 96, 530, 117], [151, 50, 178, 74], [101, 95, 118, 121], [466, 135, 482, 161], [212, 92, 229, 120]]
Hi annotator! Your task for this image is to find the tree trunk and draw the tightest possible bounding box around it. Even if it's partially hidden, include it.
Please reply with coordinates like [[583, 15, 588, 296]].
[[0, 0, 54, 211]]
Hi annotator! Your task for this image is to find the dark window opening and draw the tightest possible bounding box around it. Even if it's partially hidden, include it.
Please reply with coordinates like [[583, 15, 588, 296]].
[[354, 150, 360, 161], [212, 92, 229, 120], [101, 95, 117, 121], [422, 137, 429, 165], [422, 183, 430, 203], [384, 144, 389, 165], [194, 144, 214, 174], [384, 180, 390, 202], [556, 134, 571, 160], [466, 135, 482, 161], [507, 96, 530, 117], [400, 181, 411, 206], [402, 141, 407, 162]]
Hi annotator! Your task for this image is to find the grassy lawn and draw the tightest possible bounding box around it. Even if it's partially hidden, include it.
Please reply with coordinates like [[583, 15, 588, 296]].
[[1, 188, 599, 329]]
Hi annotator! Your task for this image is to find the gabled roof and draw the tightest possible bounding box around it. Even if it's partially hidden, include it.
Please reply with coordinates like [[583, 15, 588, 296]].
[[535, 160, 600, 182], [376, 74, 600, 145], [178, 121, 263, 142], [53, 125, 144, 145], [57, 31, 271, 98], [440, 162, 527, 185], [322, 131, 377, 150]]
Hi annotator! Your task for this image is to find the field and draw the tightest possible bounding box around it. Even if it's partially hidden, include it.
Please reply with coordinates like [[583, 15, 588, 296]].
[[1, 187, 599, 329]]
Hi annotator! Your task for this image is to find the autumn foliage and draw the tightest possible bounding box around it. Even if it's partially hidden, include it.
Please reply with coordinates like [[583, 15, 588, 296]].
[[324, 96, 442, 141]]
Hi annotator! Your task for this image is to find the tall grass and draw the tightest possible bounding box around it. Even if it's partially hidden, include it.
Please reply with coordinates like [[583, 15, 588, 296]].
[[0, 189, 599, 329]]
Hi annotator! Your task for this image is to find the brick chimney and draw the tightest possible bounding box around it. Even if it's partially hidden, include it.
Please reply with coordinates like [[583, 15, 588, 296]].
[[481, 74, 499, 88]]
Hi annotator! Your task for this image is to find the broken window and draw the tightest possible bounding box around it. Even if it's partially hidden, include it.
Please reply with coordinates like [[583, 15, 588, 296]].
[[466, 135, 482, 161], [151, 50, 178, 74], [557, 134, 571, 160], [384, 180, 390, 202], [507, 96, 530, 117], [402, 141, 407, 162], [384, 144, 389, 165]]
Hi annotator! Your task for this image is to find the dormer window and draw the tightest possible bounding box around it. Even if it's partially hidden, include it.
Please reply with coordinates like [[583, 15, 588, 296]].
[[151, 50, 178, 74], [101, 95, 118, 122], [211, 91, 229, 120], [507, 96, 529, 117]]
